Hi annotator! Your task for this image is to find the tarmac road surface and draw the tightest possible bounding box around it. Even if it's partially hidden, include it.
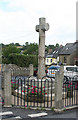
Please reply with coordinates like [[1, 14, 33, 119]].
[[1, 107, 78, 120]]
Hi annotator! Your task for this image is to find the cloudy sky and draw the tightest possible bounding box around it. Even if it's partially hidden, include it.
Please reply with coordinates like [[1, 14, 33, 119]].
[[0, 0, 77, 45]]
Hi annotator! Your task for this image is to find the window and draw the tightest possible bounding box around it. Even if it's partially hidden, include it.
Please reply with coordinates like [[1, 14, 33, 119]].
[[51, 59, 52, 63], [64, 56, 67, 63]]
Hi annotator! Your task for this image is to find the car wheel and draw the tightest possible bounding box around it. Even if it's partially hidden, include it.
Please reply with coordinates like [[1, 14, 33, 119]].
[[73, 75, 78, 81], [63, 76, 70, 84]]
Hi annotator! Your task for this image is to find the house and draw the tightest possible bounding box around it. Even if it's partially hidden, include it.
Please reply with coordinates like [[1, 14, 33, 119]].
[[45, 45, 63, 66], [45, 55, 57, 66], [59, 41, 78, 66]]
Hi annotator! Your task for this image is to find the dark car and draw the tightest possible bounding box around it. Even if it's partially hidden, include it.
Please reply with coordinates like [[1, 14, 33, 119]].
[[34, 68, 48, 76]]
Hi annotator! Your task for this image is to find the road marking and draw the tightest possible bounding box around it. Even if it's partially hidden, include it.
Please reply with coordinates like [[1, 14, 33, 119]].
[[14, 116, 21, 119], [0, 111, 13, 116], [0, 111, 22, 119], [8, 116, 22, 119], [28, 112, 48, 118]]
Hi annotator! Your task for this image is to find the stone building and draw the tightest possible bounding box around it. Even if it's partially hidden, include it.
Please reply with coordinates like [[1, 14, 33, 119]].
[[59, 41, 78, 66]]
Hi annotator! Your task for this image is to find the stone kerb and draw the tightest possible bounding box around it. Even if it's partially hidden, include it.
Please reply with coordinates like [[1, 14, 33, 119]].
[[54, 66, 64, 112]]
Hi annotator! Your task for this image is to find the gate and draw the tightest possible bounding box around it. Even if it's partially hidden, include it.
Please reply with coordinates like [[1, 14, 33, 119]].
[[63, 76, 78, 107], [11, 76, 54, 109]]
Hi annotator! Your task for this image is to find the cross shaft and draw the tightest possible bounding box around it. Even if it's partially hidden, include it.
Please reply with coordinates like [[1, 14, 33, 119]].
[[35, 18, 49, 79]]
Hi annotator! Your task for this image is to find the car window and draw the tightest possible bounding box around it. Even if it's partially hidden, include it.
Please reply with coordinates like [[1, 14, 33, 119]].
[[66, 67, 78, 72]]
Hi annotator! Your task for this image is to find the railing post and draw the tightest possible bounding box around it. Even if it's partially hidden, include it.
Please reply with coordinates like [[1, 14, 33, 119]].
[[54, 66, 64, 112], [77, 90, 78, 105], [4, 70, 12, 107], [29, 64, 33, 76]]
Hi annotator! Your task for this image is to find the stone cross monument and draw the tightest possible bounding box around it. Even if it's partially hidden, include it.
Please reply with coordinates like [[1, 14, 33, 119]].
[[36, 18, 49, 79]]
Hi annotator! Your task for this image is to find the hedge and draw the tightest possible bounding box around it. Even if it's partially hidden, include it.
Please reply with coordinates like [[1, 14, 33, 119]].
[[2, 53, 38, 67]]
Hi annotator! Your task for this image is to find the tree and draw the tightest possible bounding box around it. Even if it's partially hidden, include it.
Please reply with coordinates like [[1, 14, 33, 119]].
[[47, 45, 56, 51], [55, 43, 59, 48], [25, 42, 29, 46], [9, 43, 15, 46], [2, 45, 21, 58], [23, 43, 38, 55], [15, 43, 21, 46]]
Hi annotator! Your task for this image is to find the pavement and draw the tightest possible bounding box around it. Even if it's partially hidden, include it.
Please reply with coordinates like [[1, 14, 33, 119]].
[[1, 106, 78, 120]]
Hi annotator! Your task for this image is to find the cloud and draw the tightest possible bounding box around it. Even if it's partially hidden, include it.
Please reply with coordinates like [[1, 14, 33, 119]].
[[0, 0, 77, 45]]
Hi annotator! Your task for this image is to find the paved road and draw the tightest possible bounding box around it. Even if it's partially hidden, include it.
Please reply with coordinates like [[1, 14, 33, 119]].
[[1, 107, 78, 120]]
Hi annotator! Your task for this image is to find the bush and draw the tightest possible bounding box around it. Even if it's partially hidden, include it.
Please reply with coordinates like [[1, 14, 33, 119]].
[[2, 53, 38, 67]]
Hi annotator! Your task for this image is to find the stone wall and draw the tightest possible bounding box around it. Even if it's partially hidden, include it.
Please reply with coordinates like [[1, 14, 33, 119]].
[[2, 64, 30, 76]]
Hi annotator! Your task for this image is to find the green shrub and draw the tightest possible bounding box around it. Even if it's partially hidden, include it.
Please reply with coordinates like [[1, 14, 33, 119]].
[[2, 53, 38, 67]]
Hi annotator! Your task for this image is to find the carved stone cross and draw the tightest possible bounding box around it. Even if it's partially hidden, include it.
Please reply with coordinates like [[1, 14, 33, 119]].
[[36, 18, 49, 79]]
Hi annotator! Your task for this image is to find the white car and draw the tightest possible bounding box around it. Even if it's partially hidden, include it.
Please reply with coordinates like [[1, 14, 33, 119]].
[[64, 66, 78, 79]]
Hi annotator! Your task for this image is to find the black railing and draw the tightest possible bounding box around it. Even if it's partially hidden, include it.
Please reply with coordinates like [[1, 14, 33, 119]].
[[11, 72, 78, 108], [63, 76, 78, 107], [11, 76, 54, 108]]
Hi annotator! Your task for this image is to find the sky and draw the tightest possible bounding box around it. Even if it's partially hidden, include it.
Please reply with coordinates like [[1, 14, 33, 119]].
[[0, 0, 77, 46]]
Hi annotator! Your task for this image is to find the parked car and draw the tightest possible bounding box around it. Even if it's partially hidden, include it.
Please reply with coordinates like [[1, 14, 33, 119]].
[[64, 66, 78, 79], [47, 65, 60, 78]]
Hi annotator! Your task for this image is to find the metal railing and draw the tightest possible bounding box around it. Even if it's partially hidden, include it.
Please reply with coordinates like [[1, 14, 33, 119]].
[[63, 76, 78, 107], [11, 76, 54, 108]]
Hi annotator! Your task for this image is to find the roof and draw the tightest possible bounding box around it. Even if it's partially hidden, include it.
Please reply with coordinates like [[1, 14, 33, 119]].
[[59, 42, 78, 55], [46, 46, 63, 58], [52, 46, 63, 58]]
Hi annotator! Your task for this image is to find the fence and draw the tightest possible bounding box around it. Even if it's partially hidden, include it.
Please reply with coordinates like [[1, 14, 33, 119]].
[[63, 76, 78, 107], [1, 64, 78, 111], [11, 76, 54, 108], [46, 66, 78, 109]]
